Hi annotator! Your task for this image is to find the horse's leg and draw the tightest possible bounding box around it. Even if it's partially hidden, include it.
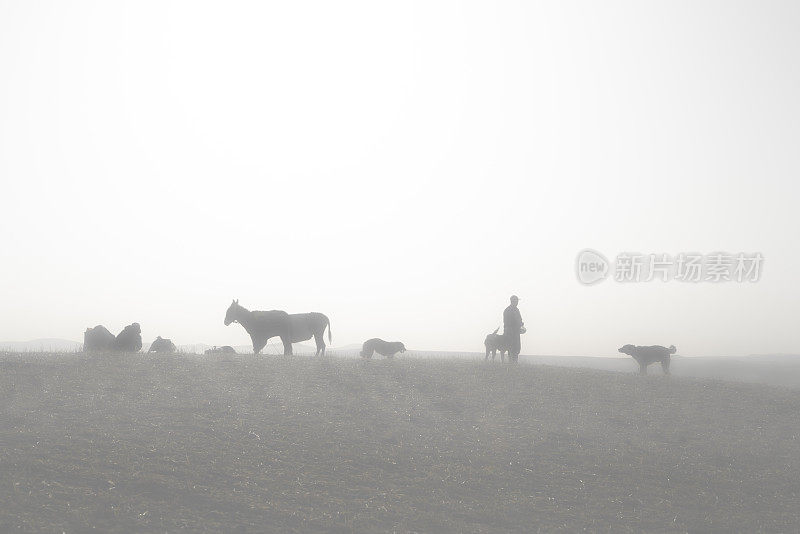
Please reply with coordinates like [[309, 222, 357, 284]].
[[662, 358, 670, 375], [314, 332, 325, 357], [252, 336, 267, 355], [485, 347, 490, 360], [280, 335, 293, 356], [639, 361, 647, 375]]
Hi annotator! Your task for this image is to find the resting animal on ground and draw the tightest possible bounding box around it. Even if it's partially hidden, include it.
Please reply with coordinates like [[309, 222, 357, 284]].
[[205, 345, 237, 355], [224, 299, 332, 356], [360, 339, 406, 359], [83, 325, 115, 352], [618, 344, 676, 375], [113, 323, 143, 352], [484, 327, 508, 361], [149, 336, 176, 353]]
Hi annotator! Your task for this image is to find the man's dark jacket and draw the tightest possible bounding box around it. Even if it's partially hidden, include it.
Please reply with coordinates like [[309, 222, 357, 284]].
[[503, 305, 523, 334]]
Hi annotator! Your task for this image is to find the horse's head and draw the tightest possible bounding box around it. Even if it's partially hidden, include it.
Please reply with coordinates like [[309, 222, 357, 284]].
[[224, 299, 241, 326], [398, 342, 407, 353]]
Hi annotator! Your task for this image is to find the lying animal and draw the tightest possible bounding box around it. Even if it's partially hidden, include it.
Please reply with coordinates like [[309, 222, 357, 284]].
[[360, 338, 406, 359], [204, 345, 237, 355], [84, 325, 115, 351], [113, 323, 142, 352], [149, 336, 176, 353], [84, 323, 142, 352], [484, 327, 508, 361], [618, 344, 676, 375]]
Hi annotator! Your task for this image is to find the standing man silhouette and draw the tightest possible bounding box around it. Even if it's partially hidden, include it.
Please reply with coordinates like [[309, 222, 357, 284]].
[[503, 295, 524, 362]]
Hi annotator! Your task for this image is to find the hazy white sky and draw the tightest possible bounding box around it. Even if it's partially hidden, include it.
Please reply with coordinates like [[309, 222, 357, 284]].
[[1, 1, 798, 356]]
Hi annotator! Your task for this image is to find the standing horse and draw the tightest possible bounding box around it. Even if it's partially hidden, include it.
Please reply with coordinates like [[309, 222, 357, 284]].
[[224, 300, 332, 356]]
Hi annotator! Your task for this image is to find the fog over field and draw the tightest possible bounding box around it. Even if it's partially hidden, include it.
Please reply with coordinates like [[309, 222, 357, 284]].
[[1, 1, 799, 356], [2, 2, 800, 533]]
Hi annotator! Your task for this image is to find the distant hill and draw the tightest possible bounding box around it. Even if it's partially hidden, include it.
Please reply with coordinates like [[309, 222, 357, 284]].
[[182, 342, 322, 355], [3, 340, 799, 389], [0, 339, 347, 355], [747, 353, 800, 360], [329, 343, 363, 351], [183, 342, 363, 355], [0, 338, 82, 352]]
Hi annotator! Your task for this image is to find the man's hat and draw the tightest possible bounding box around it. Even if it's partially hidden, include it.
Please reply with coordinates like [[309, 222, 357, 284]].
[[510, 295, 520, 301]]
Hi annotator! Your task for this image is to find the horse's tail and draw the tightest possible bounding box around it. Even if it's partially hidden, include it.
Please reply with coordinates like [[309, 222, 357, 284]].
[[491, 327, 500, 335], [327, 316, 332, 343]]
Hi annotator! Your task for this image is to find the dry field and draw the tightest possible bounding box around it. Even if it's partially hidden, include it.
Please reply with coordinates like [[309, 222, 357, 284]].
[[2, 352, 799, 533]]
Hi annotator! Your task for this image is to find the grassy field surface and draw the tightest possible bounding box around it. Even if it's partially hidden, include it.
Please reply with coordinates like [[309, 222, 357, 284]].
[[2, 352, 799, 533]]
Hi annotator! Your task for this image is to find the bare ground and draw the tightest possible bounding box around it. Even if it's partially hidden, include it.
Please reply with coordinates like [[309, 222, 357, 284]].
[[1, 352, 799, 533]]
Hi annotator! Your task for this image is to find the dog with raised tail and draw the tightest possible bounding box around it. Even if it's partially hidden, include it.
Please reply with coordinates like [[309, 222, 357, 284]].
[[484, 327, 508, 362]]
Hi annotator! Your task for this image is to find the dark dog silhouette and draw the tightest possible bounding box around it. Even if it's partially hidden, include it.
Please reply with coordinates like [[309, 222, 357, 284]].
[[360, 339, 406, 359], [618, 344, 676, 375]]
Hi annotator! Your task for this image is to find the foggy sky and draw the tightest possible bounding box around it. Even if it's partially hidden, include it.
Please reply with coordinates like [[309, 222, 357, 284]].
[[1, 1, 798, 356]]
